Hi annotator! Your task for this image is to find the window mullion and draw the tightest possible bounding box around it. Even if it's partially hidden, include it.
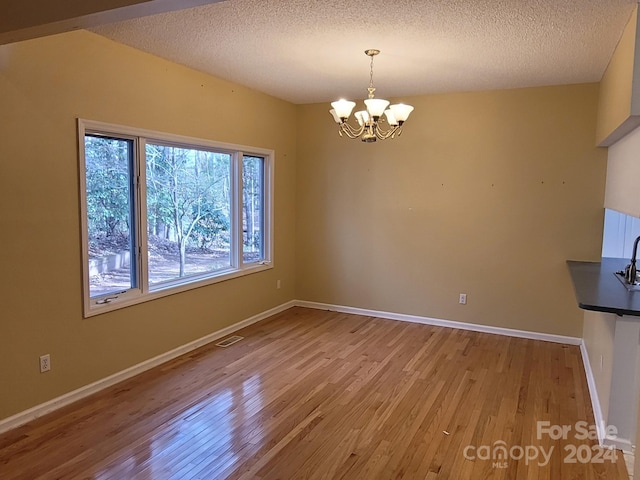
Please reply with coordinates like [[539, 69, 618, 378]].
[[232, 153, 244, 269], [137, 138, 149, 294]]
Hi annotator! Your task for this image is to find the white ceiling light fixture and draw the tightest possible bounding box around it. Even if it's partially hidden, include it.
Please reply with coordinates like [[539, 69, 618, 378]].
[[330, 49, 414, 143]]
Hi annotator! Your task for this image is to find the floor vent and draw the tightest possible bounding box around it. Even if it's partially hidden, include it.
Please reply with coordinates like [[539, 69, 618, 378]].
[[215, 335, 244, 348]]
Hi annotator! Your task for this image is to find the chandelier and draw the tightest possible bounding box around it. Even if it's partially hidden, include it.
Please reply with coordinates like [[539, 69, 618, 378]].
[[329, 49, 414, 143]]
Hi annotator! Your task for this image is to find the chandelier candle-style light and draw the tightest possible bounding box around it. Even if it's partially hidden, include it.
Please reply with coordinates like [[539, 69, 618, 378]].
[[330, 49, 414, 143]]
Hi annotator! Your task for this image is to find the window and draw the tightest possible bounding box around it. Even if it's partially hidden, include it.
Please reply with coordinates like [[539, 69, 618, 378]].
[[145, 143, 233, 286], [602, 208, 640, 258], [79, 120, 273, 316], [242, 156, 265, 263]]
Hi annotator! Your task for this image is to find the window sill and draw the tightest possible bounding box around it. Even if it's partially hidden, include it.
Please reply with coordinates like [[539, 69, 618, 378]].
[[84, 263, 272, 318]]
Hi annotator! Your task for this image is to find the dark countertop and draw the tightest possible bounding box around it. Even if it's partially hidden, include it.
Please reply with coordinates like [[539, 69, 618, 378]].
[[567, 257, 640, 317]]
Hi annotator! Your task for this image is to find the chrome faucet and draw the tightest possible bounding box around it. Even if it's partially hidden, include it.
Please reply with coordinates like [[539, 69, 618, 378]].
[[625, 235, 640, 285]]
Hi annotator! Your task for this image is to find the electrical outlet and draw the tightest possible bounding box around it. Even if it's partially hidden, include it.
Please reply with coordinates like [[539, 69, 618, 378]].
[[40, 354, 51, 373], [459, 293, 467, 305], [276, 279, 281, 289]]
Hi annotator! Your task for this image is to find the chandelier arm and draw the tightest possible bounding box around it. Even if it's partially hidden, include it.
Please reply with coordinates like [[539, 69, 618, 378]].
[[374, 123, 399, 140], [339, 122, 366, 139]]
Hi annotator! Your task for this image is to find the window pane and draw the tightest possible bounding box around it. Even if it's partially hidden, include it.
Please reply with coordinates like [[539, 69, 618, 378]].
[[146, 144, 232, 286], [243, 156, 264, 263], [84, 135, 137, 298]]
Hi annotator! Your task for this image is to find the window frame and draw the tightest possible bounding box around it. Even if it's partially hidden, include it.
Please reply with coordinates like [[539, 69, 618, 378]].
[[78, 119, 274, 317], [241, 155, 267, 263]]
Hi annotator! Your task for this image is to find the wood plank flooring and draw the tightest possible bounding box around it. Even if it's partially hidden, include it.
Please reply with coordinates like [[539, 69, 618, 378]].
[[0, 307, 630, 479]]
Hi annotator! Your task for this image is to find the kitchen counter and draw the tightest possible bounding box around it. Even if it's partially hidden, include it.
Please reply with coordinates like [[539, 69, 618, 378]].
[[567, 257, 640, 450], [566, 257, 640, 317]]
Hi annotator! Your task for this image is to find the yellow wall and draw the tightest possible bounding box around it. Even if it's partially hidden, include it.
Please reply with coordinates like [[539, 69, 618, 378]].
[[596, 6, 640, 146], [0, 30, 297, 420], [591, 9, 640, 438], [296, 85, 606, 337], [0, 30, 611, 423]]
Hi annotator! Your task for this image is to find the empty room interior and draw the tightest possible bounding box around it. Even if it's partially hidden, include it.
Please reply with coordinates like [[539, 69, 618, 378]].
[[3, 0, 640, 478]]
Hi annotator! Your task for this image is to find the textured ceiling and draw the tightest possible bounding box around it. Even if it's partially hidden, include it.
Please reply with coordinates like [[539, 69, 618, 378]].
[[92, 0, 636, 105]]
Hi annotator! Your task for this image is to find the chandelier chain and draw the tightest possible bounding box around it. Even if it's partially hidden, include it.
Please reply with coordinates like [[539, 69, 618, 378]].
[[369, 55, 375, 89], [367, 54, 376, 99]]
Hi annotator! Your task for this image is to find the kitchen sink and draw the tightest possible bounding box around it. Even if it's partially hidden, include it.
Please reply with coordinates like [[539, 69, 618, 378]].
[[614, 271, 640, 291]]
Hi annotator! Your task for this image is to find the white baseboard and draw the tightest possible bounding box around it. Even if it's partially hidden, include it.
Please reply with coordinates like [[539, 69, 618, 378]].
[[580, 340, 635, 452], [0, 300, 296, 435], [580, 341, 608, 447], [295, 300, 582, 345], [604, 435, 635, 452]]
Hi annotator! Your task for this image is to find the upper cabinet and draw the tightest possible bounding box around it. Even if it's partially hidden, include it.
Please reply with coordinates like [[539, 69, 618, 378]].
[[605, 124, 640, 217], [597, 6, 640, 146]]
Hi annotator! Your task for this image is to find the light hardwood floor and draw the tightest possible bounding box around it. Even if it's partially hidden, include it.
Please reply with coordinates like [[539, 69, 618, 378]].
[[0, 307, 630, 479]]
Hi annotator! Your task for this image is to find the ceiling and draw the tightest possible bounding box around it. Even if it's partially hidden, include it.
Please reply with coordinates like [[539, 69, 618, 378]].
[[92, 0, 637, 105]]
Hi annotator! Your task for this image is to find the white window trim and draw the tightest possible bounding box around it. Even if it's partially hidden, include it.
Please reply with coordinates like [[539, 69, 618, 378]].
[[78, 119, 274, 317]]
